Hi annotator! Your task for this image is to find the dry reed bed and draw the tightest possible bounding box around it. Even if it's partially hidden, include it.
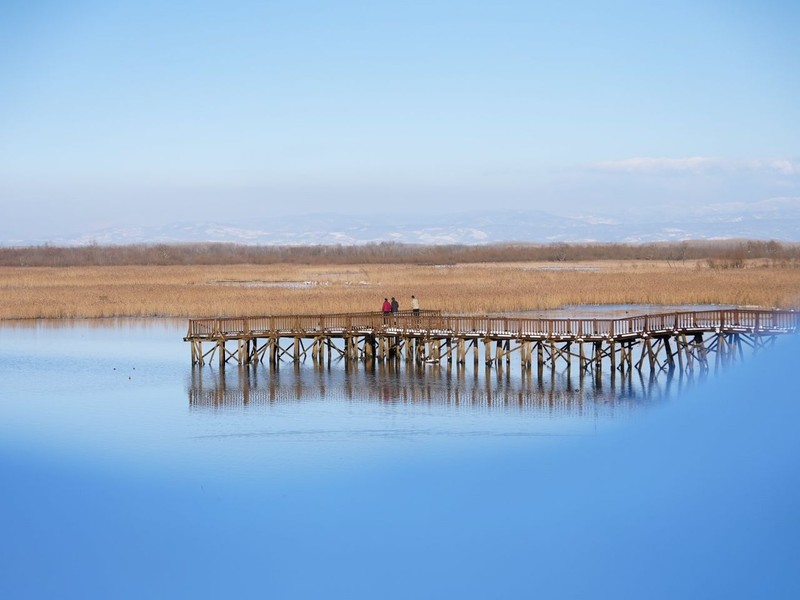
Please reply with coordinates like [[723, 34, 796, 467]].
[[1, 261, 799, 320]]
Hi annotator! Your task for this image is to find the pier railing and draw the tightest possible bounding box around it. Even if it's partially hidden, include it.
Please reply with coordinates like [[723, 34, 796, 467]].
[[186, 310, 444, 338], [186, 308, 799, 341]]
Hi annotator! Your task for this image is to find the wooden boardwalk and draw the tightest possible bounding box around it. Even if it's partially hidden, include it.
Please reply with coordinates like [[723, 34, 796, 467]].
[[184, 308, 798, 375]]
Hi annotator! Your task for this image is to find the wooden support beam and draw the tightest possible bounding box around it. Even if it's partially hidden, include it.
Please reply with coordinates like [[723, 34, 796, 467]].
[[609, 341, 616, 373], [594, 341, 602, 373], [365, 334, 375, 361], [217, 339, 225, 368], [635, 337, 649, 372], [537, 342, 544, 379], [695, 333, 708, 372], [663, 337, 675, 371]]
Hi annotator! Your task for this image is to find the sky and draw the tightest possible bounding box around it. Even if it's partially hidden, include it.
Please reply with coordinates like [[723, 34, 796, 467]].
[[1, 0, 799, 240]]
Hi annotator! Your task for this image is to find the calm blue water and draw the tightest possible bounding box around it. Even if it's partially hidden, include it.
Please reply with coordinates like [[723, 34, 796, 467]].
[[1, 319, 798, 598], [0, 318, 677, 479]]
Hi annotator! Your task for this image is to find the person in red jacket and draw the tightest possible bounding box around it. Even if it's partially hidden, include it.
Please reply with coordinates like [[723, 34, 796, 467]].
[[382, 298, 392, 324]]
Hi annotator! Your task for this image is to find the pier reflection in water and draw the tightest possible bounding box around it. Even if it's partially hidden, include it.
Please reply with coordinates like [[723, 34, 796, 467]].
[[188, 358, 699, 417]]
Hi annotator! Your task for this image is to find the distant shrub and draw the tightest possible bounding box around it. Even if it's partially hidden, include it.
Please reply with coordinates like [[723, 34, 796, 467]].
[[1, 240, 799, 267]]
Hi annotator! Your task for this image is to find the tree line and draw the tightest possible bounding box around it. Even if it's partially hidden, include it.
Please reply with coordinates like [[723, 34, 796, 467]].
[[1, 240, 798, 267]]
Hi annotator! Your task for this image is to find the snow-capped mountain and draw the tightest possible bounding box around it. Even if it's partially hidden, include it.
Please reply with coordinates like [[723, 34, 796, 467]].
[[7, 203, 800, 247]]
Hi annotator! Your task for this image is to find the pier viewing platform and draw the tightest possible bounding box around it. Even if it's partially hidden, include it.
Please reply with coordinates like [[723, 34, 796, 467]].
[[185, 308, 798, 375]]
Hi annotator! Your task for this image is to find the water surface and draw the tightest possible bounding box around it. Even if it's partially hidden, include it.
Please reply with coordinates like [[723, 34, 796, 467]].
[[0, 317, 688, 478], [1, 319, 798, 599]]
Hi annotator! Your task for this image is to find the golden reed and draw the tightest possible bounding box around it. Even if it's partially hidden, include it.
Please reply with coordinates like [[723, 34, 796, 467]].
[[1, 260, 798, 320]]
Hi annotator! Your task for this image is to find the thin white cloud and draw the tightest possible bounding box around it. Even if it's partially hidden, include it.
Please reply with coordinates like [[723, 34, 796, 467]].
[[594, 157, 800, 175], [594, 157, 721, 172], [742, 159, 800, 176]]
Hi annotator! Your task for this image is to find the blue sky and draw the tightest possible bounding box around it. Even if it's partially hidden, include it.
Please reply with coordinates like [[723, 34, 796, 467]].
[[1, 0, 798, 240]]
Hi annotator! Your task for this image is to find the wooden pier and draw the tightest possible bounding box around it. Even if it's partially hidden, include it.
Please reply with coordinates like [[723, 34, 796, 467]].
[[184, 308, 798, 376]]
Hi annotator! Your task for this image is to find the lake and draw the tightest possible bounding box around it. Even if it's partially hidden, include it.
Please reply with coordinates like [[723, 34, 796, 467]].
[[0, 318, 687, 475], [1, 318, 798, 599]]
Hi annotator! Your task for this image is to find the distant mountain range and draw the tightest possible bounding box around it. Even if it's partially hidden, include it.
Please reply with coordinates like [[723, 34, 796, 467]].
[[8, 201, 800, 246]]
